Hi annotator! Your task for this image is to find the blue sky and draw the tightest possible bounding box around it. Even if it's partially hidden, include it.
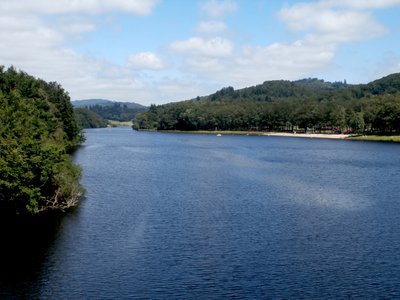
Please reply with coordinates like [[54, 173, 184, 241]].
[[1, 0, 400, 105]]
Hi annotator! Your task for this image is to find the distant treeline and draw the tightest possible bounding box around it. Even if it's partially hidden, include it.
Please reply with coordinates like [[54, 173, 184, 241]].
[[87, 103, 145, 121], [74, 108, 108, 128], [83, 103, 146, 122], [134, 74, 400, 134], [0, 66, 84, 215], [73, 102, 148, 128]]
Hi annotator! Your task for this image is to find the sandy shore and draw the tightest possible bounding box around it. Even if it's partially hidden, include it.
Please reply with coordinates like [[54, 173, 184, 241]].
[[158, 130, 350, 139], [263, 132, 350, 139], [145, 130, 400, 142]]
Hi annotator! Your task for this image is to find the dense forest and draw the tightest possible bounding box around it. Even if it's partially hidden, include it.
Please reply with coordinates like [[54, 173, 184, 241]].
[[134, 74, 400, 134], [73, 99, 147, 123], [0, 66, 84, 216], [74, 108, 108, 128]]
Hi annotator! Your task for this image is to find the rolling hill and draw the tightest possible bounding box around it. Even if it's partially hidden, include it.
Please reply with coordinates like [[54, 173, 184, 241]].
[[134, 73, 400, 134]]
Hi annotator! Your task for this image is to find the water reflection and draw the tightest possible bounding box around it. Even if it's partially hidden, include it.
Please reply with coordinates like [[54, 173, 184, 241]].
[[1, 128, 400, 298], [0, 208, 80, 298]]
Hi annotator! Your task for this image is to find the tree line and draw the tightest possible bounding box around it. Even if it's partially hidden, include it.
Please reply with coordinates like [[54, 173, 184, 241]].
[[73, 101, 148, 128], [74, 108, 109, 128], [0, 66, 84, 216], [134, 74, 400, 134]]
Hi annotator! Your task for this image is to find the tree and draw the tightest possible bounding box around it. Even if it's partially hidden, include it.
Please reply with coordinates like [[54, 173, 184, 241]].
[[347, 111, 365, 134], [0, 66, 84, 215], [133, 73, 400, 134]]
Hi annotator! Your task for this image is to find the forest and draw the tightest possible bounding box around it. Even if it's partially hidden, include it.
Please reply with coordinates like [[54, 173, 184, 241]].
[[72, 100, 147, 128], [134, 74, 400, 134], [74, 108, 109, 128], [88, 103, 146, 121], [0, 66, 84, 216]]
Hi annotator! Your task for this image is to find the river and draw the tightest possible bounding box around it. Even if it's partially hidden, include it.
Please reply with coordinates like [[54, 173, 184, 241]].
[[1, 127, 400, 299]]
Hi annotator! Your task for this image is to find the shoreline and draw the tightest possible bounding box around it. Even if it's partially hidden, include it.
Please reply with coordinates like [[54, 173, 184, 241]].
[[139, 129, 400, 142], [263, 132, 349, 139], [157, 130, 350, 140]]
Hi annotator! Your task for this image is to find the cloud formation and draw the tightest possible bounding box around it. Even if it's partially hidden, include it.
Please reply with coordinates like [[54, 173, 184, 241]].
[[200, 0, 238, 18], [172, 0, 394, 88], [128, 52, 166, 70], [0, 0, 398, 104], [279, 2, 387, 43], [170, 37, 233, 57], [0, 0, 162, 102], [0, 0, 159, 15], [196, 21, 228, 34], [326, 0, 400, 9]]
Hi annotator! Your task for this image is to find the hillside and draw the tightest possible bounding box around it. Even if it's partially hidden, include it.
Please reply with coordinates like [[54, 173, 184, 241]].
[[74, 108, 108, 128], [72, 99, 146, 110], [134, 73, 400, 134], [72, 99, 115, 107], [72, 99, 147, 122], [0, 66, 84, 215]]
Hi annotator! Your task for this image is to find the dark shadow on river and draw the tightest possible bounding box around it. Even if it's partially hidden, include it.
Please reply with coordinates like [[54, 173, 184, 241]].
[[0, 207, 81, 299], [2, 128, 400, 298]]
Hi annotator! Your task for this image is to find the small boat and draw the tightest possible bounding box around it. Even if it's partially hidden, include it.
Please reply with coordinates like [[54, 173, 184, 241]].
[[217, 134, 222, 137]]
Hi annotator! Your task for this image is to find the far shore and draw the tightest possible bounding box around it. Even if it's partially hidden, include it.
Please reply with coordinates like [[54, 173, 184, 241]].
[[108, 120, 133, 127], [156, 130, 350, 140], [138, 129, 400, 142], [263, 132, 349, 139]]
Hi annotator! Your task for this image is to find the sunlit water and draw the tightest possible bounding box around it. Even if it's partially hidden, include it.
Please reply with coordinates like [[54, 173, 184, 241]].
[[1, 127, 400, 299]]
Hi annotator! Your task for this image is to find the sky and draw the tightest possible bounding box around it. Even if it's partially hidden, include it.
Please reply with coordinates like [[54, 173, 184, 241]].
[[1, 0, 400, 105]]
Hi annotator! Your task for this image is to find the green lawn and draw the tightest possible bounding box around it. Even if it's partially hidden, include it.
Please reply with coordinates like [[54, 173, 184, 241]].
[[347, 135, 400, 142], [108, 120, 133, 127]]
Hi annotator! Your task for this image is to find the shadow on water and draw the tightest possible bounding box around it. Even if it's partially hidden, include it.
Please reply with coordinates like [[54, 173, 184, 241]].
[[0, 207, 80, 299]]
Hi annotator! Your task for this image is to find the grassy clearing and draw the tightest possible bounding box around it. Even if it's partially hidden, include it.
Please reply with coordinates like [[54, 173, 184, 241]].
[[108, 120, 133, 127], [347, 135, 400, 143]]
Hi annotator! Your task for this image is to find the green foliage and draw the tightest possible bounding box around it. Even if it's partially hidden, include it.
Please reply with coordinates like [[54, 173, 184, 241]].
[[134, 73, 400, 135], [0, 66, 84, 216], [80, 102, 147, 122], [74, 107, 108, 128]]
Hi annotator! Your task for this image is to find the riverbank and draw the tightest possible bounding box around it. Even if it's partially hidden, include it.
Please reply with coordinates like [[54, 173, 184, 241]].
[[108, 120, 133, 127], [264, 132, 349, 139], [158, 130, 350, 140], [347, 135, 400, 142], [143, 129, 400, 142]]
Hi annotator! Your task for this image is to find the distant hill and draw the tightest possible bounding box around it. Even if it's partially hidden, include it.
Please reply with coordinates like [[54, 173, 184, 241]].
[[72, 99, 148, 122], [72, 99, 146, 110], [364, 73, 400, 95], [135, 73, 400, 134], [74, 108, 108, 128]]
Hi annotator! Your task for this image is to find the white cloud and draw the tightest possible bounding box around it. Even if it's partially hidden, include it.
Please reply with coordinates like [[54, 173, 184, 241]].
[[172, 37, 336, 88], [0, 15, 63, 52], [0, 0, 164, 103], [170, 37, 233, 57], [0, 0, 159, 15], [196, 21, 227, 34], [279, 3, 387, 43], [156, 78, 215, 102], [325, 0, 400, 9], [232, 39, 336, 83], [200, 0, 238, 18], [184, 57, 226, 73], [59, 22, 97, 35], [167, 0, 393, 91], [128, 52, 166, 70], [1, 0, 399, 105]]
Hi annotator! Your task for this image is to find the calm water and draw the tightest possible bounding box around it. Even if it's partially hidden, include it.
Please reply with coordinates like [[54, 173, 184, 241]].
[[1, 127, 400, 299]]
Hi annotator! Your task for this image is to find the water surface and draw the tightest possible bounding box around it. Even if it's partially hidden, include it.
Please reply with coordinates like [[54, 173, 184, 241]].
[[1, 127, 400, 298]]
